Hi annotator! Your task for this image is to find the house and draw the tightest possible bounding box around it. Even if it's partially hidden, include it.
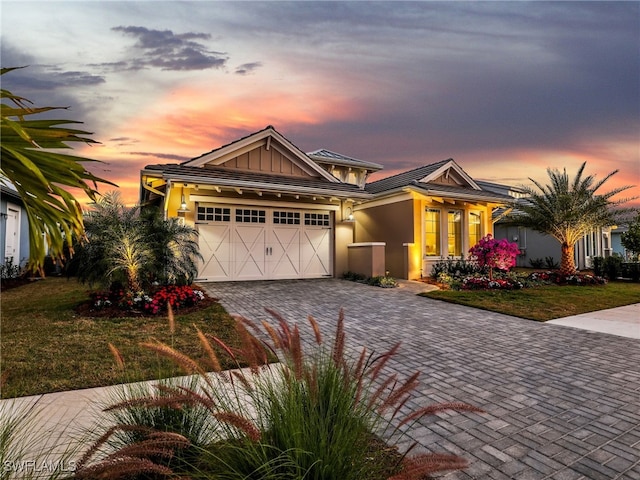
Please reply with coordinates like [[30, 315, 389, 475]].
[[140, 126, 513, 281], [0, 183, 29, 269]]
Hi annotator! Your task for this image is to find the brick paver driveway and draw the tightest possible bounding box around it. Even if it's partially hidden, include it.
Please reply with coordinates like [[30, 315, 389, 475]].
[[201, 279, 640, 479]]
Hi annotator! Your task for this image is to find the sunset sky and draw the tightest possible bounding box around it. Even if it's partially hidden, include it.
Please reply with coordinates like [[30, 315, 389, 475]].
[[2, 1, 639, 207]]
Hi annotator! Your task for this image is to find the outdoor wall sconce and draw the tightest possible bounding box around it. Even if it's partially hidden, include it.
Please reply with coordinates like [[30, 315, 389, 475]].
[[177, 187, 190, 213], [345, 207, 354, 222]]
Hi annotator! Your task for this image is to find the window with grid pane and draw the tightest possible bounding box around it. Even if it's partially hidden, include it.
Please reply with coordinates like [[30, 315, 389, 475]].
[[304, 213, 330, 226], [236, 209, 266, 223], [469, 212, 482, 249], [425, 209, 440, 256], [273, 211, 300, 225], [448, 210, 462, 257], [197, 206, 230, 222]]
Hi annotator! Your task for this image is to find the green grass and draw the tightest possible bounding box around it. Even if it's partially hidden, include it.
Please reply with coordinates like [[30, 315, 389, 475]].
[[0, 278, 240, 399], [420, 281, 640, 321]]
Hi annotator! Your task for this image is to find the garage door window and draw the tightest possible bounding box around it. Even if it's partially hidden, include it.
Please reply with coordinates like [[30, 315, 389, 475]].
[[197, 206, 230, 222], [236, 209, 266, 223], [305, 213, 330, 226], [273, 211, 300, 225]]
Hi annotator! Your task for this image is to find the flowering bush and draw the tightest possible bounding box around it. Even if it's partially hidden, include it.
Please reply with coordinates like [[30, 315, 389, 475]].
[[469, 235, 520, 279], [90, 285, 206, 314], [461, 275, 524, 290]]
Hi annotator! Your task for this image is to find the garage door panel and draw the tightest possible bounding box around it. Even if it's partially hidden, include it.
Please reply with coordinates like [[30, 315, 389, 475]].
[[271, 227, 301, 278], [234, 225, 266, 280], [198, 224, 232, 281], [302, 228, 331, 277]]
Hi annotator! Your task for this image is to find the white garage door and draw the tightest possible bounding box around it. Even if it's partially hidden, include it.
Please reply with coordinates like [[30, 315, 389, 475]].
[[197, 205, 332, 281]]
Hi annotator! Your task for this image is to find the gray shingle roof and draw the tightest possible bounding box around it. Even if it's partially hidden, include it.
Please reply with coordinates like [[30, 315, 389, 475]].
[[365, 159, 514, 202], [365, 160, 452, 194], [143, 163, 371, 198], [307, 149, 383, 171]]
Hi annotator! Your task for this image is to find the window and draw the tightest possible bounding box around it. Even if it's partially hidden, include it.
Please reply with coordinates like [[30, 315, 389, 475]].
[[197, 206, 230, 222], [448, 210, 462, 257], [304, 213, 330, 226], [236, 209, 266, 223], [273, 211, 300, 225], [425, 209, 440, 256], [469, 212, 482, 249]]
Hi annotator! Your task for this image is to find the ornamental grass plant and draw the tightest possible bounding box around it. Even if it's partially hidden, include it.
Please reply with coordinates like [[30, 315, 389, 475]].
[[76, 309, 482, 480]]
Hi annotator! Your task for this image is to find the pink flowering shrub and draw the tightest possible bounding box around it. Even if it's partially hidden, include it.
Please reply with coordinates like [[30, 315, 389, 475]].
[[469, 234, 521, 279]]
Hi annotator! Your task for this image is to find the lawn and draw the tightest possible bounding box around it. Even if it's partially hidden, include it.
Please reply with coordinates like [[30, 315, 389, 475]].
[[0, 277, 240, 399], [420, 281, 640, 321]]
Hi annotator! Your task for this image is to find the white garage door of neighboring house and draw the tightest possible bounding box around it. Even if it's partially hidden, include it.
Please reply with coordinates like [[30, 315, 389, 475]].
[[197, 205, 332, 281]]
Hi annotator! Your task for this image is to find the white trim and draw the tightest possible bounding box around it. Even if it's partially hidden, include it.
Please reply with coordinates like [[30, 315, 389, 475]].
[[348, 242, 386, 247], [190, 195, 340, 211], [418, 159, 481, 190]]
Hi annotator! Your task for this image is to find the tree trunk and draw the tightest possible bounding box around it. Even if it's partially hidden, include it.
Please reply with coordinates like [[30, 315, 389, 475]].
[[560, 242, 576, 276]]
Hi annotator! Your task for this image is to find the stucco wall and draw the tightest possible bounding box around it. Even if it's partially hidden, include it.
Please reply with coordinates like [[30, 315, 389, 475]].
[[354, 199, 415, 278]]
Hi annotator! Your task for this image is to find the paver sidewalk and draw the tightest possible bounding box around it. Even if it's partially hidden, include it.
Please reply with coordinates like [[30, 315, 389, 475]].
[[203, 279, 640, 480]]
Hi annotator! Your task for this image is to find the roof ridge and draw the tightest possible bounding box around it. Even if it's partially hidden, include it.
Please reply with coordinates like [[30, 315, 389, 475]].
[[366, 158, 453, 186]]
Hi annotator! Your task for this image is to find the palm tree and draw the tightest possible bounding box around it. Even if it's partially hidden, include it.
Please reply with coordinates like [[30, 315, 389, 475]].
[[507, 162, 636, 275], [1, 67, 114, 274], [73, 192, 201, 292]]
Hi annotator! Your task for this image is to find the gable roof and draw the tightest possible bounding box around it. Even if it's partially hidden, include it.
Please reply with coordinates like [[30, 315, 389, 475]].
[[366, 159, 514, 203], [182, 125, 339, 183], [307, 149, 384, 171]]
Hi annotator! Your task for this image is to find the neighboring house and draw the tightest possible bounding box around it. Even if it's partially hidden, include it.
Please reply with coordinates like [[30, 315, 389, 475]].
[[140, 126, 513, 281], [482, 181, 613, 269], [0, 183, 30, 268]]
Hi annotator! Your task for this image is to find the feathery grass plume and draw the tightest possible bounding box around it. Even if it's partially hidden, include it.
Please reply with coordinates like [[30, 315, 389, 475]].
[[76, 424, 154, 469], [153, 383, 218, 411], [290, 323, 304, 380], [195, 325, 222, 372], [366, 373, 398, 410], [213, 412, 261, 442], [108, 342, 125, 370], [390, 452, 469, 479], [308, 314, 323, 345], [167, 301, 175, 335], [379, 371, 421, 414], [261, 319, 282, 349], [265, 307, 295, 349], [332, 308, 346, 367], [208, 334, 238, 363], [352, 347, 369, 405], [231, 370, 254, 392], [234, 321, 257, 370], [368, 341, 401, 381], [74, 456, 174, 479], [398, 402, 485, 428], [140, 340, 203, 376]]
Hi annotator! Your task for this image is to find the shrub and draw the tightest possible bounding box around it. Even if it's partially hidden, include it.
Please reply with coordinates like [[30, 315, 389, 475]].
[[592, 256, 605, 276], [430, 258, 480, 279], [77, 311, 482, 479], [367, 275, 398, 288], [603, 256, 623, 280], [0, 257, 22, 280], [544, 256, 559, 270], [528, 257, 545, 269], [469, 235, 520, 280], [621, 262, 640, 282]]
